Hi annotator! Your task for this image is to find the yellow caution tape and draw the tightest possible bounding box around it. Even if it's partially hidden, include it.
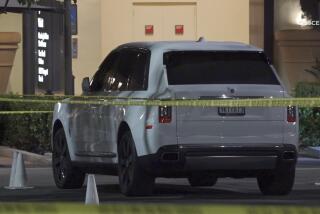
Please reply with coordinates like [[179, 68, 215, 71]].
[[0, 204, 319, 214], [0, 94, 135, 100], [0, 111, 53, 115], [2, 97, 320, 107]]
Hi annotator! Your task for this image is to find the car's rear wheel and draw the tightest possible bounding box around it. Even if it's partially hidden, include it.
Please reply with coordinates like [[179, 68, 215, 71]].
[[257, 164, 295, 195], [52, 128, 85, 189], [117, 131, 155, 196], [188, 173, 218, 187]]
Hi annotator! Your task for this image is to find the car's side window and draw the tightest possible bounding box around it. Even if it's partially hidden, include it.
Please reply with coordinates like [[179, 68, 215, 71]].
[[91, 48, 149, 92], [90, 52, 119, 92], [90, 68, 104, 92], [127, 50, 149, 91], [113, 49, 149, 91], [103, 54, 120, 92], [109, 50, 131, 91]]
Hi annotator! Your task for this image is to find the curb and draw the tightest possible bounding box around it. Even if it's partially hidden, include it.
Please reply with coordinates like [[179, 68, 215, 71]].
[[0, 146, 51, 168]]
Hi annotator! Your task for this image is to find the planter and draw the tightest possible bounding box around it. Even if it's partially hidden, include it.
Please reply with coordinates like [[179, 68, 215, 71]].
[[0, 32, 21, 94]]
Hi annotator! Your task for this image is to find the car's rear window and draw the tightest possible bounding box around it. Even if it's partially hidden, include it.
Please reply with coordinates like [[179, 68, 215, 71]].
[[164, 51, 280, 85]]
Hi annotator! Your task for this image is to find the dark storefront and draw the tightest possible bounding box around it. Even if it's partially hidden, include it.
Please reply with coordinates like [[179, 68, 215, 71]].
[[1, 0, 74, 95]]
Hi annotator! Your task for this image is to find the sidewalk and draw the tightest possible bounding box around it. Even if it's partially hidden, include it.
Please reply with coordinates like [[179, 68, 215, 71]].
[[0, 146, 51, 168], [297, 156, 320, 167]]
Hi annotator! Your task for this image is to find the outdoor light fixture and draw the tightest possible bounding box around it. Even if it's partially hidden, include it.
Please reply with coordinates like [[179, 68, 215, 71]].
[[295, 10, 319, 27], [296, 11, 309, 26]]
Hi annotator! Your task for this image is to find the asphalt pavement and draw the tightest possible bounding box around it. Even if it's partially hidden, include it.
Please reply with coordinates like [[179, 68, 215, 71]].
[[0, 158, 319, 205]]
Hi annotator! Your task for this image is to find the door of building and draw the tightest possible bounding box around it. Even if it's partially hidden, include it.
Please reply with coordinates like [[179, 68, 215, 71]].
[[133, 3, 197, 41]]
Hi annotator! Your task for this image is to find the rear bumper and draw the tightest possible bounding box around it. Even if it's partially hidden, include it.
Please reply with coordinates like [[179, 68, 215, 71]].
[[139, 144, 297, 177]]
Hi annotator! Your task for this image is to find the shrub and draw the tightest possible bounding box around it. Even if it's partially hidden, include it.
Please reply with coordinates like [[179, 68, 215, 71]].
[[0, 95, 56, 154], [295, 82, 320, 147], [305, 58, 320, 80], [295, 82, 320, 97]]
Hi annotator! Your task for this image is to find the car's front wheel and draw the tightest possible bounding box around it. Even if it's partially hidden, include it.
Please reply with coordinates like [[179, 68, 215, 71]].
[[52, 128, 85, 189], [257, 164, 295, 195], [117, 131, 155, 196]]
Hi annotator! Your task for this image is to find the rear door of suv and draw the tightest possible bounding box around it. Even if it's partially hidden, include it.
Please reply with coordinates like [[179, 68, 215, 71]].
[[164, 51, 286, 146]]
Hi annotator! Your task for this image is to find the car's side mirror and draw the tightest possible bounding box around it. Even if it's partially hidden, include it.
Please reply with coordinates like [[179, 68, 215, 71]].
[[82, 77, 90, 93]]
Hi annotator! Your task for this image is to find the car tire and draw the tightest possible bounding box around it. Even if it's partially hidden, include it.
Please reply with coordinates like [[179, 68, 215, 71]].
[[52, 128, 85, 189], [257, 164, 295, 196], [117, 131, 155, 196], [188, 173, 218, 187]]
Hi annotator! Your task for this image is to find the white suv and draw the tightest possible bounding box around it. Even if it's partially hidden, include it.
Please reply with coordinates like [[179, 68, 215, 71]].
[[52, 40, 299, 196]]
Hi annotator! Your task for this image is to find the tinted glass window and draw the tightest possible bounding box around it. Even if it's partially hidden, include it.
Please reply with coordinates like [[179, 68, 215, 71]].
[[164, 51, 279, 85], [127, 50, 149, 90], [112, 49, 149, 91], [90, 52, 119, 92]]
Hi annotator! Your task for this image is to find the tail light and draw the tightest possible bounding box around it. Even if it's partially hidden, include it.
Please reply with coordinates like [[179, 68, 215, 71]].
[[159, 106, 172, 123], [287, 106, 297, 123]]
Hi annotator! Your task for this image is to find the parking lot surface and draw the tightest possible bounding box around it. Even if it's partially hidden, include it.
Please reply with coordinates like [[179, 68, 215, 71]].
[[0, 158, 319, 205]]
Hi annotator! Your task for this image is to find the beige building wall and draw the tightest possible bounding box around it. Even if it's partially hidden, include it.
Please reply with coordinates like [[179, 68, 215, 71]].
[[197, 0, 249, 44], [101, 0, 249, 58], [72, 0, 102, 95], [132, 3, 197, 41], [0, 13, 23, 94], [0, 0, 250, 95], [274, 30, 320, 92]]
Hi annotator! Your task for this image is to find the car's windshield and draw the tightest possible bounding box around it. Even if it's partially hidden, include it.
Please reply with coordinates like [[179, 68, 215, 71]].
[[164, 51, 280, 85]]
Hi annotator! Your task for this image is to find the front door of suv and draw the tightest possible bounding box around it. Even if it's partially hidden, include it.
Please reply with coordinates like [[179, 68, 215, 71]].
[[71, 51, 120, 159], [72, 48, 150, 161], [95, 48, 151, 154]]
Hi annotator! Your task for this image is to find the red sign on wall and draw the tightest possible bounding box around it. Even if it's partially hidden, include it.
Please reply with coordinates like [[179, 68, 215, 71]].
[[175, 25, 184, 35], [145, 25, 154, 35]]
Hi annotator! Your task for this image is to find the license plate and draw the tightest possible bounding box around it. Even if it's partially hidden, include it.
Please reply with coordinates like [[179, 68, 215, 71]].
[[218, 107, 246, 116]]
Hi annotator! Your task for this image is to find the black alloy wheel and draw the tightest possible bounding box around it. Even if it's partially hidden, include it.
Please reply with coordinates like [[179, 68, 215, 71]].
[[52, 128, 85, 189], [257, 164, 296, 195], [118, 131, 155, 196]]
